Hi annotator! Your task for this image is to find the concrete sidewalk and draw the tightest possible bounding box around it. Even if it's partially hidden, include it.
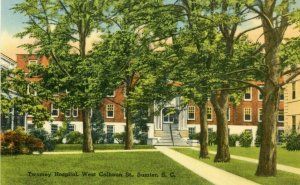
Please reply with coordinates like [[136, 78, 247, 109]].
[[190, 147, 300, 175], [156, 146, 260, 185]]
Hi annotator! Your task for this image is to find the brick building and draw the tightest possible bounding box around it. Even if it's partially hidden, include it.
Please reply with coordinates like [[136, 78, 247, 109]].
[[15, 54, 285, 145]]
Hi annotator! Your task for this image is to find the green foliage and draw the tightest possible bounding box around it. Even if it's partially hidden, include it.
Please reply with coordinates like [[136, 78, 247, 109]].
[[65, 131, 83, 144], [91, 108, 106, 144], [239, 131, 253, 147], [285, 131, 300, 151], [114, 132, 126, 144], [0, 127, 44, 155], [29, 128, 56, 151], [255, 122, 263, 147], [52, 122, 68, 144], [189, 132, 201, 140], [229, 134, 239, 147], [208, 132, 217, 146]]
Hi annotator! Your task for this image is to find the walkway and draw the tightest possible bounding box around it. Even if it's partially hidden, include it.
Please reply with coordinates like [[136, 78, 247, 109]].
[[190, 147, 300, 176], [155, 146, 259, 185]]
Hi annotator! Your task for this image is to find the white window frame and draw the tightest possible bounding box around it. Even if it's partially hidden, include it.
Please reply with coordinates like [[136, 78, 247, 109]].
[[51, 124, 58, 134], [28, 60, 38, 65], [123, 108, 126, 119], [227, 107, 230, 121], [106, 104, 114, 118], [72, 107, 78, 117], [207, 107, 213, 121], [244, 108, 252, 122], [51, 103, 59, 117], [27, 84, 37, 96], [277, 110, 284, 123], [187, 106, 195, 120], [244, 87, 252, 101], [107, 91, 116, 97], [258, 108, 262, 122]]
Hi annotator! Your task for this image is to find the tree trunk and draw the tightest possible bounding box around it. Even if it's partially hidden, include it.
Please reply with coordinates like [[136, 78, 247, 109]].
[[199, 101, 209, 158], [211, 91, 230, 162], [82, 109, 94, 152], [125, 105, 134, 150], [255, 0, 288, 176], [256, 25, 281, 177]]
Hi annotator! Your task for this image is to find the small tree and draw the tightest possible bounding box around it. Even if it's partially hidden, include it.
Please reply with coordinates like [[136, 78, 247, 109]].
[[239, 131, 253, 147]]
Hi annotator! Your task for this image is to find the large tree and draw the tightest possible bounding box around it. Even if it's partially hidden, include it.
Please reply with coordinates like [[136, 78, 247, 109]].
[[245, 0, 300, 176], [13, 0, 113, 152]]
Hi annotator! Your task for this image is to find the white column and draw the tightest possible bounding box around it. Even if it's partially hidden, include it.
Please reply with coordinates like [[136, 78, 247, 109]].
[[179, 107, 188, 130], [154, 102, 162, 130]]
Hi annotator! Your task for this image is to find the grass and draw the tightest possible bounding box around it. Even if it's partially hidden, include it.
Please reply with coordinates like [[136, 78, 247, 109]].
[[174, 148, 300, 185], [54, 144, 155, 151], [206, 145, 300, 168], [1, 152, 212, 185]]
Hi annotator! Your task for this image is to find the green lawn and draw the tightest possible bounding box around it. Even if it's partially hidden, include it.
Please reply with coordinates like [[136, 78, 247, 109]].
[[206, 145, 300, 168], [54, 144, 155, 151], [1, 152, 211, 185], [174, 148, 300, 185]]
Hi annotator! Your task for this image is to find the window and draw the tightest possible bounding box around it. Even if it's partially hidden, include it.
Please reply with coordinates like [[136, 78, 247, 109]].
[[188, 106, 195, 120], [72, 107, 78, 117], [292, 82, 296, 99], [207, 107, 212, 121], [68, 124, 75, 132], [277, 129, 284, 143], [107, 125, 114, 144], [27, 123, 35, 131], [208, 128, 213, 133], [277, 110, 284, 122], [28, 60, 38, 65], [51, 124, 58, 134], [163, 108, 175, 123], [292, 116, 296, 131], [244, 87, 252, 101], [107, 91, 115, 97], [244, 108, 252, 121], [258, 108, 263, 122], [51, 103, 59, 117], [65, 108, 71, 117], [279, 89, 284, 101], [106, 104, 114, 118], [227, 108, 230, 121], [188, 127, 196, 139], [258, 86, 263, 101]]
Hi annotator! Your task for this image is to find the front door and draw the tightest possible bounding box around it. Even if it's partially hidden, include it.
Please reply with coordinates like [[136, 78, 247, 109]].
[[163, 108, 176, 124]]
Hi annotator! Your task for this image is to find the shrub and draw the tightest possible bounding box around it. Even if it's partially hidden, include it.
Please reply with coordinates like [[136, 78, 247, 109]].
[[29, 128, 56, 151], [114, 132, 126, 144], [285, 131, 300, 151], [189, 132, 200, 140], [1, 127, 44, 155], [137, 132, 148, 145], [208, 132, 217, 145], [65, 131, 83, 144], [229, 134, 239, 147], [92, 130, 106, 144], [239, 131, 253, 147]]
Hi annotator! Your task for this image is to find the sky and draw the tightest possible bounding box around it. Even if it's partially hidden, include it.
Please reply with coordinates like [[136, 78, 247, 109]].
[[0, 0, 299, 60]]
